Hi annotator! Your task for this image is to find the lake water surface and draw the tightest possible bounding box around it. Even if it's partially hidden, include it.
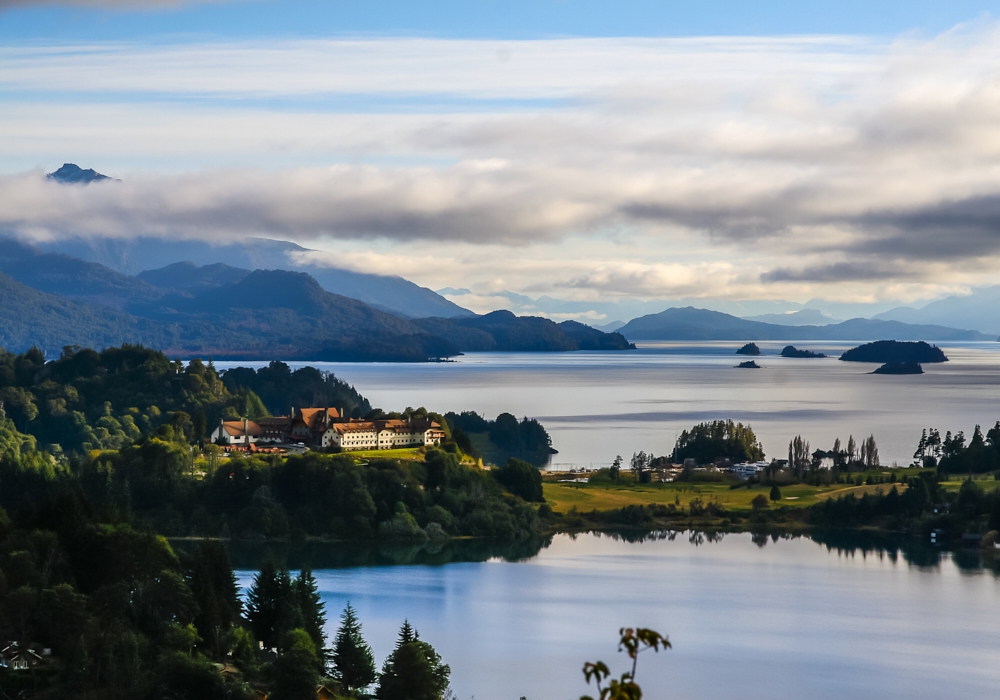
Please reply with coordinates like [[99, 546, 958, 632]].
[[235, 532, 1000, 700], [218, 341, 1000, 467]]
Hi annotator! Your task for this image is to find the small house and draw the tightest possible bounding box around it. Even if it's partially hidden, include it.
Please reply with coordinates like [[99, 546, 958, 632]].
[[0, 641, 45, 671]]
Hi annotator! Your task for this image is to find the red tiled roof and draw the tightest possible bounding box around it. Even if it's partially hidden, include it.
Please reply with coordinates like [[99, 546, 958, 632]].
[[222, 420, 262, 437]]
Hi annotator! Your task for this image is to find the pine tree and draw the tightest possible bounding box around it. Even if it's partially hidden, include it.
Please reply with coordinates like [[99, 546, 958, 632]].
[[293, 569, 327, 654], [246, 562, 294, 650], [276, 568, 301, 649], [332, 602, 377, 694], [769, 484, 781, 502], [188, 541, 242, 659], [376, 622, 450, 700]]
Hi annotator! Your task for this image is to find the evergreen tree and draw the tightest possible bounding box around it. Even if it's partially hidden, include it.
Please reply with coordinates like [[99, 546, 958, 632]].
[[276, 568, 302, 649], [186, 541, 242, 660], [246, 562, 289, 649], [272, 628, 321, 700], [293, 568, 328, 670], [332, 602, 377, 694], [769, 484, 781, 502], [376, 621, 450, 700]]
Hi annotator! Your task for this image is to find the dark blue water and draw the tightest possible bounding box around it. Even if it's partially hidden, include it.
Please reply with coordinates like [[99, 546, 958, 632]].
[[235, 532, 1000, 700]]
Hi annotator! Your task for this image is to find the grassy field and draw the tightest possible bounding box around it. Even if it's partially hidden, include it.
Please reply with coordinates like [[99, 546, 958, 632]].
[[940, 476, 999, 492], [542, 479, 912, 514], [347, 447, 427, 461], [344, 446, 479, 466]]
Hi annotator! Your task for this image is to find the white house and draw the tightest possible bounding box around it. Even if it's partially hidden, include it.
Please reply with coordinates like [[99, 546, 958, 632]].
[[209, 419, 262, 446], [322, 418, 445, 451]]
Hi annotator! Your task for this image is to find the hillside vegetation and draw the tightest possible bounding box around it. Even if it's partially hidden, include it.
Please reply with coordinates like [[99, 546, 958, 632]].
[[0, 244, 632, 361]]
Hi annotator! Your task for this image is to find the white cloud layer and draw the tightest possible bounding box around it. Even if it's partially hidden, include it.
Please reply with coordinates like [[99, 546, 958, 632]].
[[5, 23, 1000, 302]]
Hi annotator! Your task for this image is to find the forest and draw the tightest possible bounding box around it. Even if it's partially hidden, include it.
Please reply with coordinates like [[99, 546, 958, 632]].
[[0, 345, 551, 544], [0, 345, 557, 698]]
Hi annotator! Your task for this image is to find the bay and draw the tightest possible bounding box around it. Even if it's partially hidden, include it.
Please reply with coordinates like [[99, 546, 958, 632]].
[[217, 340, 1000, 468], [234, 532, 1000, 700]]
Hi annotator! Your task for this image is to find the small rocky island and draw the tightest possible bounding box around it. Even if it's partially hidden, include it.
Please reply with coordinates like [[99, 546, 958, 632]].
[[872, 362, 924, 375], [780, 345, 826, 358], [737, 360, 761, 368], [736, 342, 761, 356], [840, 340, 947, 364]]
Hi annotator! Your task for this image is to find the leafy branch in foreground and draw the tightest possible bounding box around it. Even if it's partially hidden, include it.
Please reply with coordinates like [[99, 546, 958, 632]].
[[581, 627, 670, 700]]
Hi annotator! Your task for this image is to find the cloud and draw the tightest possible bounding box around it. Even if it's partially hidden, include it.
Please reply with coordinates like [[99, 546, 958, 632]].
[[761, 261, 914, 283], [0, 164, 612, 244], [6, 25, 1000, 302]]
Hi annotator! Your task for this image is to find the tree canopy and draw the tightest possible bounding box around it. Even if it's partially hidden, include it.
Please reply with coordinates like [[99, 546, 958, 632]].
[[671, 420, 765, 465]]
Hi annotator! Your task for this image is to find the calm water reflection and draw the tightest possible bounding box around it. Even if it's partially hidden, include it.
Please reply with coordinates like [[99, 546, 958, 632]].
[[217, 341, 1000, 468], [234, 532, 1000, 700]]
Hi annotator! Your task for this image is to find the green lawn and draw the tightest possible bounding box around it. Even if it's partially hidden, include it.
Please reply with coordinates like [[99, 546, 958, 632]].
[[344, 446, 479, 466], [941, 476, 1000, 492], [347, 447, 427, 461], [542, 480, 910, 514]]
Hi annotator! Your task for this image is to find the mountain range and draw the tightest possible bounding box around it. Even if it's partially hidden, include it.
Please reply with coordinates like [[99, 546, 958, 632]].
[[10, 163, 994, 357], [618, 307, 992, 342], [742, 309, 844, 326], [874, 287, 1000, 336], [0, 239, 632, 360], [35, 164, 470, 320], [39, 235, 470, 320], [445, 286, 1000, 336]]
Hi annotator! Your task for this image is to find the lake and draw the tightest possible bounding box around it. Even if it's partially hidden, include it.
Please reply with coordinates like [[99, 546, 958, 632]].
[[233, 532, 1000, 700], [217, 340, 1000, 468]]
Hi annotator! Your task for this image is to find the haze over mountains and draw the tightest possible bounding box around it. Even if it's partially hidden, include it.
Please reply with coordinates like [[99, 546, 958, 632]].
[[442, 286, 1000, 337], [3, 163, 993, 357], [618, 307, 992, 342], [43, 235, 471, 320], [874, 289, 1000, 337], [742, 309, 843, 326], [31, 166, 472, 319], [0, 237, 632, 360]]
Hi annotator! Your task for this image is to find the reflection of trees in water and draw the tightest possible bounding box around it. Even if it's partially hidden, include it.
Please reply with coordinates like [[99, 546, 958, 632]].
[[185, 529, 1000, 577], [203, 536, 553, 571], [809, 530, 1000, 575], [587, 528, 1000, 575], [591, 529, 684, 544]]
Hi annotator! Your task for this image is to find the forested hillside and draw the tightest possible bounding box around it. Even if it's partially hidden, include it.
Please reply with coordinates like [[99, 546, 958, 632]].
[[0, 249, 633, 361], [413, 310, 634, 351]]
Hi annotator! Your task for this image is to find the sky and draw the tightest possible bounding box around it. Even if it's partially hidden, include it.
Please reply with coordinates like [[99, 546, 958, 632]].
[[3, 0, 1000, 317]]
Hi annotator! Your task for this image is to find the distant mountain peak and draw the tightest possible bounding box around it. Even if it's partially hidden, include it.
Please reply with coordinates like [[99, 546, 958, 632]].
[[46, 163, 114, 184]]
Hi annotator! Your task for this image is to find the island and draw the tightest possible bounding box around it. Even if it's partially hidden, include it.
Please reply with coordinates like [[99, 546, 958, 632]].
[[780, 345, 826, 358], [736, 342, 761, 356], [737, 360, 761, 368], [872, 361, 924, 375], [839, 340, 947, 364]]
